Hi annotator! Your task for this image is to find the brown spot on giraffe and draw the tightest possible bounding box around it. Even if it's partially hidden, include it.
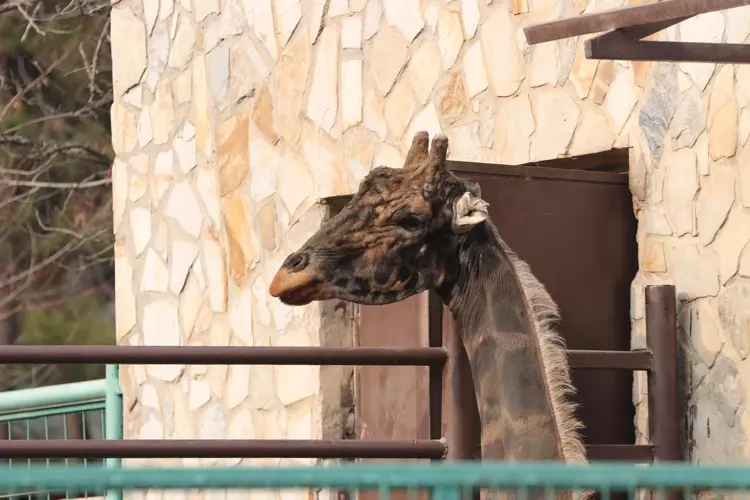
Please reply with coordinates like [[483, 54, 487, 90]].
[[270, 132, 589, 500]]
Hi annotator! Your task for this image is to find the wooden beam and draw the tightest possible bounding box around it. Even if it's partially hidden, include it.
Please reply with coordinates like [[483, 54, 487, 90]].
[[523, 0, 750, 45], [585, 35, 750, 63]]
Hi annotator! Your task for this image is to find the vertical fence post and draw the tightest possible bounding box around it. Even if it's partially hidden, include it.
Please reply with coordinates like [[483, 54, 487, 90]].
[[428, 292, 444, 447], [105, 364, 123, 500], [645, 285, 682, 500], [645, 284, 681, 462]]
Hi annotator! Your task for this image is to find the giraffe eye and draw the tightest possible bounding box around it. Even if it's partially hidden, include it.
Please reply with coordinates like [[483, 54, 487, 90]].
[[397, 214, 424, 231]]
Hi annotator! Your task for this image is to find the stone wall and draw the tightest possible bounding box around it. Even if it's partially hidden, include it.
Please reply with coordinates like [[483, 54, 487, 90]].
[[109, 0, 750, 474]]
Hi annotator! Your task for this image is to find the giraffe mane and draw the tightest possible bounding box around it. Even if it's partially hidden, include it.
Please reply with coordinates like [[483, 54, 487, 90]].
[[497, 237, 588, 465]]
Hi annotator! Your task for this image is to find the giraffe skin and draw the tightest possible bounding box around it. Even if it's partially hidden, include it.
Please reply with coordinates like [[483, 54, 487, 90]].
[[269, 132, 589, 500]]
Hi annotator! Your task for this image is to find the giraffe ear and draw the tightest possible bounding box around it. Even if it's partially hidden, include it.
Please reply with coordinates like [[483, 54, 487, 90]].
[[451, 191, 489, 233]]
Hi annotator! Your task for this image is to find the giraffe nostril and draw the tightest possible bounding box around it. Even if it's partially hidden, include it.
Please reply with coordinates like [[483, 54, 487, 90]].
[[283, 252, 309, 273]]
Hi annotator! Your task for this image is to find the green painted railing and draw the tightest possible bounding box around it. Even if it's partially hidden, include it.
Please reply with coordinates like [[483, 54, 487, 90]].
[[0, 364, 122, 500], [0, 463, 748, 498]]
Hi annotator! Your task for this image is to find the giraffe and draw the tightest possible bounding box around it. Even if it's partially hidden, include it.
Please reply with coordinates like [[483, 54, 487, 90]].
[[269, 131, 588, 497]]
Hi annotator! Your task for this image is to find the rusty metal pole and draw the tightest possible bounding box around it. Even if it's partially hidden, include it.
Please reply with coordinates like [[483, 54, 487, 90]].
[[645, 285, 682, 500]]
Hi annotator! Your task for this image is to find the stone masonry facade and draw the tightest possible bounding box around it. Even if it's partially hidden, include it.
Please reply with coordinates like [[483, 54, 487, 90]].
[[110, 0, 750, 481]]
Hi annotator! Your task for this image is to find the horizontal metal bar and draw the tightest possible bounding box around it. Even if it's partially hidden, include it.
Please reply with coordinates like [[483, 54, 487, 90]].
[[2, 463, 750, 491], [568, 350, 651, 370], [0, 346, 448, 366], [585, 37, 750, 64], [586, 444, 654, 462], [0, 379, 106, 415], [0, 439, 447, 460]]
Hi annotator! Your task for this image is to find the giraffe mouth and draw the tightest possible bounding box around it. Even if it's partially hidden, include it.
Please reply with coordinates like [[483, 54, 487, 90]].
[[269, 267, 326, 306]]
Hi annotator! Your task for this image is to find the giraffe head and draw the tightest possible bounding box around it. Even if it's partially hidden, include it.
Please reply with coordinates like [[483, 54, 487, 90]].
[[269, 131, 490, 306]]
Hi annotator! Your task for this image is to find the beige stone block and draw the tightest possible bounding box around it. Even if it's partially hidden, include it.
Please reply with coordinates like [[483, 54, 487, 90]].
[[363, 0, 382, 40], [252, 86, 279, 144], [449, 122, 487, 162], [217, 113, 250, 197], [168, 16, 195, 69], [341, 15, 362, 49], [569, 109, 615, 156], [273, 28, 311, 143], [588, 60, 613, 104], [363, 88, 389, 140], [222, 197, 260, 285], [403, 103, 443, 150], [227, 364, 251, 409], [274, 0, 302, 47], [111, 101, 139, 155], [460, 0, 480, 38], [151, 78, 175, 144], [189, 379, 211, 410], [512, 0, 529, 14], [307, 26, 340, 134], [170, 240, 199, 294], [495, 94, 534, 165], [137, 108, 153, 147], [738, 144, 750, 208], [111, 6, 147, 96], [141, 249, 170, 293], [528, 43, 558, 89], [382, 0, 424, 41], [640, 240, 666, 273], [697, 161, 736, 246], [530, 88, 579, 161], [663, 150, 698, 236], [165, 180, 204, 237], [146, 23, 170, 92], [463, 40, 488, 98], [384, 80, 416, 139], [370, 25, 408, 95], [249, 139, 282, 204], [438, 71, 467, 124], [679, 12, 723, 91], [229, 408, 255, 438], [143, 298, 181, 346], [173, 122, 197, 174], [194, 0, 220, 22], [230, 285, 254, 346], [202, 234, 228, 312], [171, 69, 192, 103], [408, 39, 442, 105], [604, 71, 638, 136], [305, 134, 351, 197], [278, 149, 314, 218], [664, 241, 720, 299], [115, 239, 137, 341], [437, 10, 463, 70], [256, 200, 278, 251], [341, 59, 363, 131], [481, 8, 524, 97], [691, 300, 725, 368], [143, 0, 158, 36], [710, 207, 750, 284], [196, 161, 222, 230], [328, 0, 350, 17], [151, 150, 174, 208], [112, 158, 128, 231], [707, 65, 738, 161], [130, 206, 152, 256], [192, 54, 214, 157]]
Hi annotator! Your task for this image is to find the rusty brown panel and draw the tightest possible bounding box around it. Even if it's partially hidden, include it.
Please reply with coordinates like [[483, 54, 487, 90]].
[[449, 162, 639, 448], [357, 292, 432, 500], [441, 311, 481, 461]]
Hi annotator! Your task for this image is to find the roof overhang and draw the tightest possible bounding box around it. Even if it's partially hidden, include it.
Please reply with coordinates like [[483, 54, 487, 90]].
[[523, 0, 750, 63]]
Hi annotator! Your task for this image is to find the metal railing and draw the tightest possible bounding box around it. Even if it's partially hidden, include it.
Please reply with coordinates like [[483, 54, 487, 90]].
[[0, 365, 122, 500], [0, 285, 679, 464], [0, 462, 748, 499]]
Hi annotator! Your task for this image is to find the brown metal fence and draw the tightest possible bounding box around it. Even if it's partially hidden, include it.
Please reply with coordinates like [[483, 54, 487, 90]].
[[0, 284, 679, 464]]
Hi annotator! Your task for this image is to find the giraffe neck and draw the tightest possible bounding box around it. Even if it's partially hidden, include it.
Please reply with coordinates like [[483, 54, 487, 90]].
[[439, 221, 586, 464]]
